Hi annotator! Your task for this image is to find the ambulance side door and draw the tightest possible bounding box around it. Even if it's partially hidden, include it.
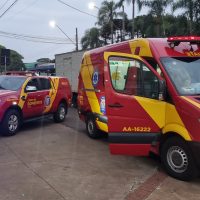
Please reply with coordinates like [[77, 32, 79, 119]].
[[22, 78, 44, 118], [104, 52, 166, 156], [37, 77, 52, 114]]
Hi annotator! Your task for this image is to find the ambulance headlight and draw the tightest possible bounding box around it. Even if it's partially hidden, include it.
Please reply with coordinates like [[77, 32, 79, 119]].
[[12, 101, 17, 105]]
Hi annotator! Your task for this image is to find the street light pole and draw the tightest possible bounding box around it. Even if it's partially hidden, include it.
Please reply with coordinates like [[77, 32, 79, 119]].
[[76, 28, 78, 51], [49, 20, 78, 51]]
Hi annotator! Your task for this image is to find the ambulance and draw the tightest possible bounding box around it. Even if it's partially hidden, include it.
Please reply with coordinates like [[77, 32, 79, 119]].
[[77, 36, 200, 180]]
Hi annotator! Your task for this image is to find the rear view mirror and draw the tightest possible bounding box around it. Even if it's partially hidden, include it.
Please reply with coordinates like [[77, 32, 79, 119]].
[[26, 86, 37, 92], [158, 80, 166, 100]]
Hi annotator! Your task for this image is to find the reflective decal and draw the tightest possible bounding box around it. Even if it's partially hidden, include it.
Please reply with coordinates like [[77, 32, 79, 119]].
[[44, 96, 51, 106], [100, 96, 106, 115], [92, 70, 99, 87]]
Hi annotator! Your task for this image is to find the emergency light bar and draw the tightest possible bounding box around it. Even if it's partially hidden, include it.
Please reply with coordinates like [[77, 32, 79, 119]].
[[168, 36, 200, 48]]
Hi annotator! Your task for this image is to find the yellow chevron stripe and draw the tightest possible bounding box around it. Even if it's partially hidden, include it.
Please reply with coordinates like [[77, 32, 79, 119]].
[[129, 38, 153, 57], [18, 77, 31, 109], [182, 96, 200, 109], [81, 53, 108, 132], [43, 77, 59, 113], [135, 96, 192, 141]]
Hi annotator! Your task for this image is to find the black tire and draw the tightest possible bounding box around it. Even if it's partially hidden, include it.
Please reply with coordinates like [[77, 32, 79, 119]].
[[53, 103, 67, 123], [86, 115, 101, 139], [161, 137, 199, 181], [1, 109, 21, 136]]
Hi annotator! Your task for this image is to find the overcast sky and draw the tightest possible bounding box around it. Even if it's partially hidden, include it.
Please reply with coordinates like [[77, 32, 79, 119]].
[[0, 0, 150, 63]]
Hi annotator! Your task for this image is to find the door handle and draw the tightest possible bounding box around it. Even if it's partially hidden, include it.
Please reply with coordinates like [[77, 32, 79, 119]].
[[21, 96, 26, 101], [108, 103, 123, 108]]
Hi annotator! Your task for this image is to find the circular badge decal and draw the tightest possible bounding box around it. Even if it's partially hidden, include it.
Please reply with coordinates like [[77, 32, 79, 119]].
[[92, 71, 99, 87], [44, 96, 51, 106]]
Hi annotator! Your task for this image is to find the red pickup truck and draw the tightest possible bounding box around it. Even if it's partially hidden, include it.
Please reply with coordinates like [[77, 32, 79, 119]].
[[0, 72, 72, 136]]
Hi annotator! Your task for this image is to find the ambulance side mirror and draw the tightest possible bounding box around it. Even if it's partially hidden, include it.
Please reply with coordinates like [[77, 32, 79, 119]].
[[158, 79, 166, 100]]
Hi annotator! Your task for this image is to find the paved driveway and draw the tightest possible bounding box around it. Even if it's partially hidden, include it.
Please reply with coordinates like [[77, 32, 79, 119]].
[[0, 108, 199, 200]]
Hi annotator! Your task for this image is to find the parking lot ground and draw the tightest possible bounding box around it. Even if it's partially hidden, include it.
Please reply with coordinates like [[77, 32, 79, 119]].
[[0, 108, 199, 200]]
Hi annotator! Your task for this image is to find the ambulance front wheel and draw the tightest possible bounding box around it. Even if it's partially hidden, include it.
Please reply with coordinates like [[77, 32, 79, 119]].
[[86, 115, 101, 139], [161, 137, 198, 181]]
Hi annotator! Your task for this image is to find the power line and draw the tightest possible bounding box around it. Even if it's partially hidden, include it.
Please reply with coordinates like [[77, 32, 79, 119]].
[[0, 0, 19, 19], [0, 30, 80, 44], [57, 0, 97, 18], [0, 0, 10, 12], [0, 30, 72, 41], [5, 0, 39, 20]]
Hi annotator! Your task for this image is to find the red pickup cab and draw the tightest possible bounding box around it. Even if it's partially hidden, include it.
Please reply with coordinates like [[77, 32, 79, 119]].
[[0, 73, 72, 136]]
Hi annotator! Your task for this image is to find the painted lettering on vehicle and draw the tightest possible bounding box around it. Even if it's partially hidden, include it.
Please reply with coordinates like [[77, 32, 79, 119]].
[[27, 99, 42, 107], [122, 126, 151, 132]]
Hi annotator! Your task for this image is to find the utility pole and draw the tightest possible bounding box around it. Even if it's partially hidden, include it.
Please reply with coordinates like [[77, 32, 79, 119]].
[[76, 28, 78, 51]]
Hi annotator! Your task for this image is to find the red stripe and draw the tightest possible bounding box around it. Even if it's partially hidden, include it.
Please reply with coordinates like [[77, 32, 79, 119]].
[[109, 144, 151, 156], [125, 170, 167, 200]]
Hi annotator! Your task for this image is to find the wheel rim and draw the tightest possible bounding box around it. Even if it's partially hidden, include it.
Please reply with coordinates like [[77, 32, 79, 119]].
[[88, 120, 94, 135], [8, 114, 19, 132], [59, 107, 66, 120], [167, 146, 188, 173]]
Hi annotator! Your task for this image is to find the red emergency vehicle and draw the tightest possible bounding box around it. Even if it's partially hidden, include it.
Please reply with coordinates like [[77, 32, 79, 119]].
[[0, 72, 72, 136], [77, 36, 200, 181]]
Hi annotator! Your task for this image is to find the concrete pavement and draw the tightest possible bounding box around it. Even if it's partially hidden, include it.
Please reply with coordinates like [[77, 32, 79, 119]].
[[0, 108, 199, 200]]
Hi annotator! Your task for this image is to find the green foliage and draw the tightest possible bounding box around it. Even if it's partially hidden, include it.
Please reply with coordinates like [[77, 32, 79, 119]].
[[0, 48, 24, 72], [9, 50, 24, 71], [37, 58, 51, 63], [81, 27, 103, 50], [80, 0, 200, 50], [97, 0, 120, 43]]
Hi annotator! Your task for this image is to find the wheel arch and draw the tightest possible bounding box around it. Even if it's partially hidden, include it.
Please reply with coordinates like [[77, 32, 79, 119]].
[[58, 98, 69, 109], [162, 124, 192, 141], [160, 132, 187, 153], [4, 105, 23, 121]]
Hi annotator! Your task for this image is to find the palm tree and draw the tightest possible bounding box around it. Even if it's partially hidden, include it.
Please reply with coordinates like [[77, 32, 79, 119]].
[[140, 0, 173, 37], [98, 1, 119, 44], [173, 0, 198, 34], [81, 27, 102, 50], [117, 0, 142, 38]]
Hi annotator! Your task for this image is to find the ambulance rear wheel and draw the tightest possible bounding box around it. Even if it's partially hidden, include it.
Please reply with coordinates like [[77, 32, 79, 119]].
[[161, 137, 198, 181], [54, 103, 67, 123], [86, 115, 100, 139], [1, 109, 20, 136]]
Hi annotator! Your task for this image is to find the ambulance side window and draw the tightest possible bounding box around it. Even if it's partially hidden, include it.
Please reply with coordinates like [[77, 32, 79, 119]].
[[38, 78, 51, 90], [109, 56, 159, 99], [26, 78, 39, 92]]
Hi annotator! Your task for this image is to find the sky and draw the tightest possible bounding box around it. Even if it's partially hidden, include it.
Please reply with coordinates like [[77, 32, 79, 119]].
[[0, 0, 153, 63]]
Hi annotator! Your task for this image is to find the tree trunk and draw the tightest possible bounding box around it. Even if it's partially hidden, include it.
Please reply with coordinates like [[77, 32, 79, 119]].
[[132, 0, 135, 39], [122, 5, 125, 41], [111, 20, 114, 44]]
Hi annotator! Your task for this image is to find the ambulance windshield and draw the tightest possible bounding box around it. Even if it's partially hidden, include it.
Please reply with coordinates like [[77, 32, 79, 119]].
[[161, 57, 200, 96], [0, 76, 26, 91]]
